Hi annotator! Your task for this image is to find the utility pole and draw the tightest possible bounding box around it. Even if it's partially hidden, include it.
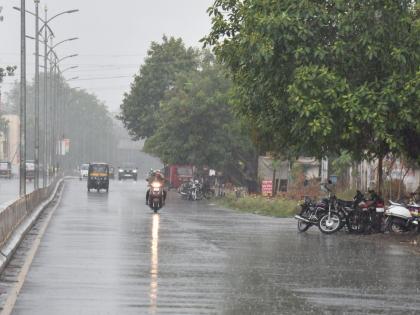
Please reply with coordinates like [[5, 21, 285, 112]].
[[43, 5, 48, 187], [48, 42, 53, 176], [19, 0, 26, 196], [34, 0, 40, 190]]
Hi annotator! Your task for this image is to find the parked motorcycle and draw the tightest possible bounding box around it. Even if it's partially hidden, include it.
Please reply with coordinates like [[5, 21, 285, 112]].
[[179, 179, 205, 201], [179, 181, 193, 199], [346, 190, 385, 234], [317, 184, 342, 234], [189, 180, 203, 201], [385, 200, 420, 233], [148, 181, 165, 213], [294, 184, 342, 234], [295, 197, 319, 232]]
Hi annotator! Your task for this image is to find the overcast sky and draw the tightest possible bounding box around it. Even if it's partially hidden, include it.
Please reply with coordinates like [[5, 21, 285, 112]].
[[0, 0, 213, 112]]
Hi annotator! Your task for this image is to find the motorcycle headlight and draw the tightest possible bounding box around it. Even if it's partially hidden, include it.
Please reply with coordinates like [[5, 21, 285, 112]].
[[133, 170, 137, 173], [119, 169, 123, 172], [151, 181, 161, 188]]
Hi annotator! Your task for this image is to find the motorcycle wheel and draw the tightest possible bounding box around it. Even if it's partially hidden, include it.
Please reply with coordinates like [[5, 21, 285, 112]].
[[337, 208, 349, 231], [318, 212, 341, 234], [387, 217, 407, 234], [347, 211, 365, 234]]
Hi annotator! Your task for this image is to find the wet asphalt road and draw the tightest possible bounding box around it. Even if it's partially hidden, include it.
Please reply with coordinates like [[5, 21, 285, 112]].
[[0, 179, 34, 206], [6, 179, 420, 314]]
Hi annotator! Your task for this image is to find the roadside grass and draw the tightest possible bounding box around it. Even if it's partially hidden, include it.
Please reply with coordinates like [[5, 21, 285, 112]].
[[218, 193, 299, 218]]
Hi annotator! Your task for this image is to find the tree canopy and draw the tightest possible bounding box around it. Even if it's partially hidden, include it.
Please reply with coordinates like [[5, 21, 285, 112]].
[[204, 0, 420, 190], [119, 36, 199, 139], [144, 54, 257, 182], [119, 37, 258, 184]]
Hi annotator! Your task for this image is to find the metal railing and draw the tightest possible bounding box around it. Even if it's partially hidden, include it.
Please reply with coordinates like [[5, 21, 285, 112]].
[[0, 176, 62, 246]]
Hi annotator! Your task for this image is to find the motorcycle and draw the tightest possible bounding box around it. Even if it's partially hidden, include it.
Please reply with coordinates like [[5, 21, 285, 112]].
[[294, 184, 342, 234], [148, 181, 165, 213], [295, 197, 321, 232], [179, 179, 204, 201], [189, 180, 204, 201], [179, 181, 193, 199], [346, 190, 385, 234], [385, 200, 420, 233], [317, 185, 342, 234]]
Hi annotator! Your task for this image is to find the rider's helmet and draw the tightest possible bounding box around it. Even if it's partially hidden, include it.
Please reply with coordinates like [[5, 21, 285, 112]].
[[155, 171, 164, 180]]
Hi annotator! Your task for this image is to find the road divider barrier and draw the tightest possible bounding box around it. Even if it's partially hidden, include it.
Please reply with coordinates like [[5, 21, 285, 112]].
[[0, 176, 64, 272]]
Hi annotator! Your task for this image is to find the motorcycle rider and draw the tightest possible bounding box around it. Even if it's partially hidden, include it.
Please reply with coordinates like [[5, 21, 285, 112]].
[[146, 169, 167, 205]]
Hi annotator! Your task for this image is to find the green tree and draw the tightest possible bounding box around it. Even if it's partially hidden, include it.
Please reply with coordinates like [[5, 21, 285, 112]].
[[144, 54, 257, 184], [204, 0, 420, 193], [119, 36, 199, 139]]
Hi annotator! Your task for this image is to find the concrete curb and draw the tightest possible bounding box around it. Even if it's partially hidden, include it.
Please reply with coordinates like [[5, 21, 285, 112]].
[[0, 178, 65, 274]]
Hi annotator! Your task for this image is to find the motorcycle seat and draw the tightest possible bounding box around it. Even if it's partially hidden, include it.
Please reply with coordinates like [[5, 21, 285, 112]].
[[337, 199, 353, 207], [389, 200, 402, 206]]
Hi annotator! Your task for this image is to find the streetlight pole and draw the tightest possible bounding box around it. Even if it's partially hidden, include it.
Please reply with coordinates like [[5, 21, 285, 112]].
[[49, 39, 54, 174], [13, 5, 78, 187], [43, 5, 48, 187], [57, 67, 78, 158], [34, 0, 40, 190], [47, 50, 78, 172], [19, 0, 26, 196]]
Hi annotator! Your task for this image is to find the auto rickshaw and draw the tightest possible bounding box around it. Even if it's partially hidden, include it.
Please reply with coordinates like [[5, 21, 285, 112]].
[[87, 162, 109, 192]]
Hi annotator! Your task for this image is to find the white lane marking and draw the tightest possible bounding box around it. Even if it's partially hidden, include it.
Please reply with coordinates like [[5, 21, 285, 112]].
[[1, 185, 64, 315]]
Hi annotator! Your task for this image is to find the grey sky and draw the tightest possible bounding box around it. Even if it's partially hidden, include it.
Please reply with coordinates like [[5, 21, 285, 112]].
[[0, 0, 213, 112]]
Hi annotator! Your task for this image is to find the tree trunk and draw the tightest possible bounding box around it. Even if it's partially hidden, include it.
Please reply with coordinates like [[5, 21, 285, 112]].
[[377, 156, 384, 196], [272, 168, 276, 197], [398, 168, 410, 200]]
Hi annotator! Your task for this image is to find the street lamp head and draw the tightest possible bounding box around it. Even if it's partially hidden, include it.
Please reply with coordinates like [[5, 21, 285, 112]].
[[66, 9, 79, 14], [69, 37, 79, 41]]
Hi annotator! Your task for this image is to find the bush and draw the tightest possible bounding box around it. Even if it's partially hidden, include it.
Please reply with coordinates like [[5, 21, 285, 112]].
[[219, 193, 298, 217]]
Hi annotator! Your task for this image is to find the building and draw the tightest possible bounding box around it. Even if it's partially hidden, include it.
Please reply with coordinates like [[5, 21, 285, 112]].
[[1, 114, 19, 164], [258, 156, 321, 193]]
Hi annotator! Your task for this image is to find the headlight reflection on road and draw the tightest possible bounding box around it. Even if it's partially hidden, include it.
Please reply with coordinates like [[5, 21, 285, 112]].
[[149, 214, 160, 313]]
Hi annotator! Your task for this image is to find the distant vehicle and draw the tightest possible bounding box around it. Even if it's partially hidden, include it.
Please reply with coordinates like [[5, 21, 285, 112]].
[[87, 162, 109, 192], [0, 161, 12, 179], [79, 163, 89, 180], [26, 160, 35, 181], [118, 163, 138, 181], [166, 165, 193, 189]]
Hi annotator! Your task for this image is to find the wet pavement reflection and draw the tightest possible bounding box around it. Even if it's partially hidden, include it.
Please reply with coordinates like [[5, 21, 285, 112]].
[[149, 214, 159, 314], [7, 179, 420, 314]]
